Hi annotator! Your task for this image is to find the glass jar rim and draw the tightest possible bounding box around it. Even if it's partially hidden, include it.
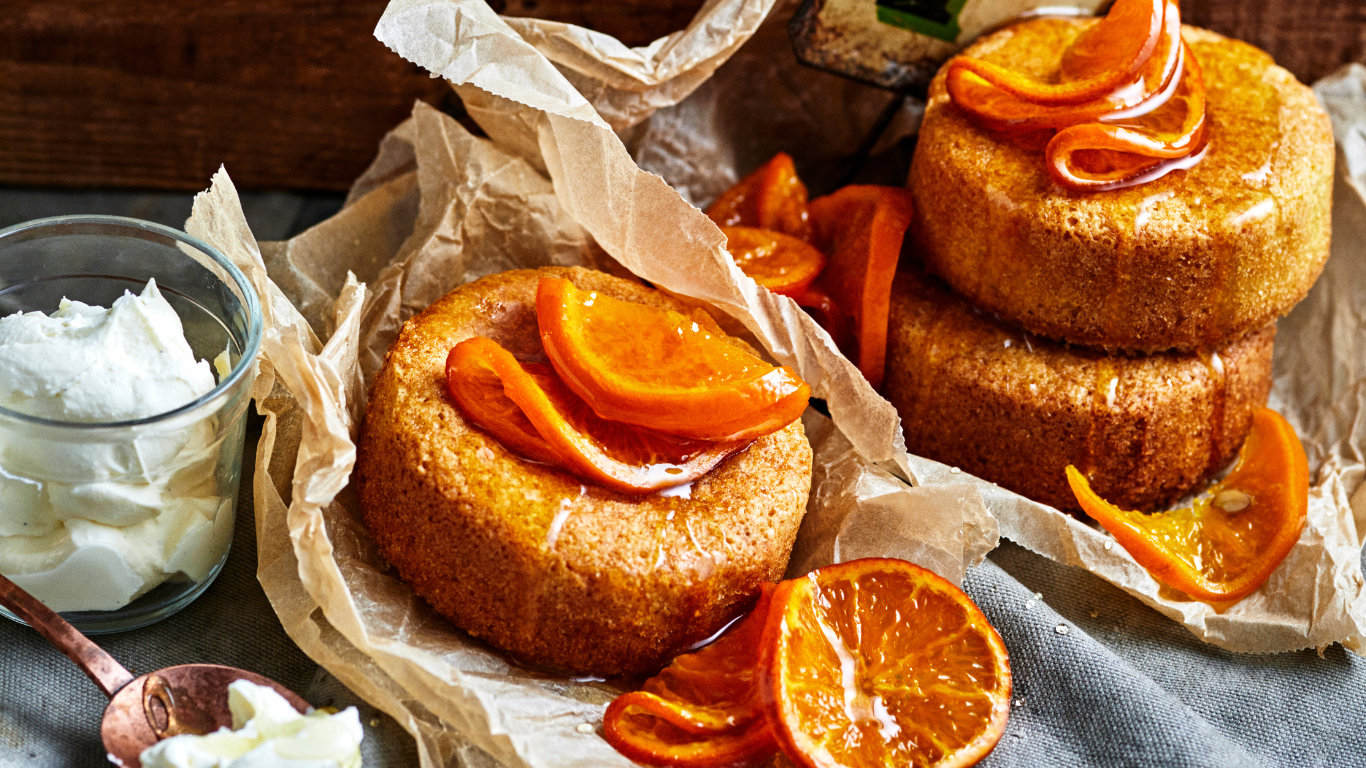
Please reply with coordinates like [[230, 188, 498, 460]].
[[0, 214, 265, 431]]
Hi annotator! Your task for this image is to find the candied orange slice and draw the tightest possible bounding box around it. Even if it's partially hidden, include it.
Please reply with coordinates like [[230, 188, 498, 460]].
[[1046, 41, 1208, 190], [1067, 408, 1309, 603], [760, 558, 1012, 768], [446, 337, 744, 494], [946, 0, 1163, 106], [792, 286, 854, 358], [604, 586, 779, 768], [809, 186, 913, 391], [707, 153, 813, 241], [723, 226, 827, 297], [537, 278, 810, 442], [947, 0, 1182, 132]]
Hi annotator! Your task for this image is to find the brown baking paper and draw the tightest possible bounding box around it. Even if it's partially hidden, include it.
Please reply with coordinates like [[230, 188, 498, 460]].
[[374, 0, 1366, 656], [192, 3, 1366, 766], [181, 6, 995, 768]]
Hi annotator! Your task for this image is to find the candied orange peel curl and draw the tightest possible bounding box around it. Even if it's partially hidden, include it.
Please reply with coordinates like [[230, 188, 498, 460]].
[[1068, 407, 1309, 602], [603, 585, 780, 768], [946, 0, 1208, 191]]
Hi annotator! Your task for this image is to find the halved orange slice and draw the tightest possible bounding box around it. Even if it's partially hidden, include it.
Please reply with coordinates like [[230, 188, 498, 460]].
[[760, 558, 1012, 768], [446, 337, 743, 494], [809, 186, 914, 391], [722, 226, 827, 297], [604, 585, 779, 768], [536, 278, 810, 442], [707, 153, 812, 241], [1067, 407, 1309, 602]]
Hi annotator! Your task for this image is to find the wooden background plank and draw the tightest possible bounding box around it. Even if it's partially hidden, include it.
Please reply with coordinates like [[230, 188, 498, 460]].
[[0, 0, 1360, 191]]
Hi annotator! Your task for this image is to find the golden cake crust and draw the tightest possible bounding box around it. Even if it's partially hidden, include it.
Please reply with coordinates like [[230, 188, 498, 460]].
[[884, 267, 1274, 512], [910, 21, 1332, 352], [356, 267, 812, 676]]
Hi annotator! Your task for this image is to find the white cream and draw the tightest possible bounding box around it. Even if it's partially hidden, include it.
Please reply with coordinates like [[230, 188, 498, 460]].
[[139, 680, 364, 768], [0, 280, 232, 612]]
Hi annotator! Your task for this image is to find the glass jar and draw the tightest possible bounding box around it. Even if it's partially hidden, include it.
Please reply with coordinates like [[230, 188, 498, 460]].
[[0, 216, 262, 633]]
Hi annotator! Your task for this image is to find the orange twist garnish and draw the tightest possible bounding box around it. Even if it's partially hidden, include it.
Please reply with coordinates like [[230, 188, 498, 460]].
[[946, 0, 1163, 106], [722, 226, 827, 297], [707, 152, 812, 241], [1067, 407, 1309, 603], [537, 277, 810, 442], [946, 0, 1208, 191], [446, 337, 745, 494], [603, 585, 780, 768], [947, 0, 1182, 132], [1047, 41, 1208, 190]]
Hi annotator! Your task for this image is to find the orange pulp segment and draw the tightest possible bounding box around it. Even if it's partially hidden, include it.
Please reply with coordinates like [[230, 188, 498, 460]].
[[760, 558, 1012, 768], [707, 153, 813, 241], [537, 277, 810, 442], [446, 337, 744, 494], [604, 585, 780, 768], [1067, 407, 1309, 602], [945, 0, 1163, 106], [723, 226, 827, 297], [809, 186, 914, 391]]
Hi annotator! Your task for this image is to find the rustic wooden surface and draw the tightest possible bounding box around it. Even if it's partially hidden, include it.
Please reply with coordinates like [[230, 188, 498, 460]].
[[0, 0, 1360, 192]]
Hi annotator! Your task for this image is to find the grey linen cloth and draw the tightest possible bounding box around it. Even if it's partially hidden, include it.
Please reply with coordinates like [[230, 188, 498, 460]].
[[1, 191, 1363, 767]]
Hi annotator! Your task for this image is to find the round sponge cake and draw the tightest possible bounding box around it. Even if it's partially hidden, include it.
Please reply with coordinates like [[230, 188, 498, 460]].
[[910, 20, 1332, 352], [885, 266, 1274, 513], [356, 267, 812, 676]]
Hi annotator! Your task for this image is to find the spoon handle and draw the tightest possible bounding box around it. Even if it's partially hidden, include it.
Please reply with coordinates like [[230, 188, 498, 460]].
[[0, 573, 134, 698]]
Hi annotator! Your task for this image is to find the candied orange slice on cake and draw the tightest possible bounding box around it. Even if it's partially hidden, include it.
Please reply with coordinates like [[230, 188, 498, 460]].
[[947, 0, 1182, 132], [1046, 40, 1208, 190], [809, 186, 914, 391], [1067, 407, 1309, 602], [760, 558, 1012, 768], [722, 226, 827, 297], [707, 153, 812, 241], [603, 586, 779, 768], [946, 0, 1164, 106], [446, 337, 744, 494], [537, 277, 810, 442]]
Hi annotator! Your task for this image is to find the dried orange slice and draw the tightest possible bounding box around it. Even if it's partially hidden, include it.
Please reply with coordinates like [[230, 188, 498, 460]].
[[760, 558, 1011, 768], [723, 226, 827, 297], [1067, 407, 1309, 602], [603, 586, 779, 768], [537, 277, 810, 442], [446, 337, 743, 494], [707, 153, 812, 241], [809, 186, 913, 391], [946, 0, 1163, 106]]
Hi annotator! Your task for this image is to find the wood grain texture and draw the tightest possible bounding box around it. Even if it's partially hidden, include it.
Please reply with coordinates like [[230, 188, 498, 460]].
[[0, 1, 451, 191], [0, 0, 1359, 191], [1183, 0, 1366, 85]]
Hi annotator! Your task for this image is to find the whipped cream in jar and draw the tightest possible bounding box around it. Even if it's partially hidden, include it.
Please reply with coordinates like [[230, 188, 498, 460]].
[[0, 216, 262, 632]]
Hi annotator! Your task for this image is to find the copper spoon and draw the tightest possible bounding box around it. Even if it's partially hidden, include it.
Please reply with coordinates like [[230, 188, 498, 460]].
[[0, 572, 309, 767]]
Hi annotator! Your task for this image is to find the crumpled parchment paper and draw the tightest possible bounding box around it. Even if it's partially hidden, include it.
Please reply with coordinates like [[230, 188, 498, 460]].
[[180, 5, 994, 768], [185, 2, 1366, 766]]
